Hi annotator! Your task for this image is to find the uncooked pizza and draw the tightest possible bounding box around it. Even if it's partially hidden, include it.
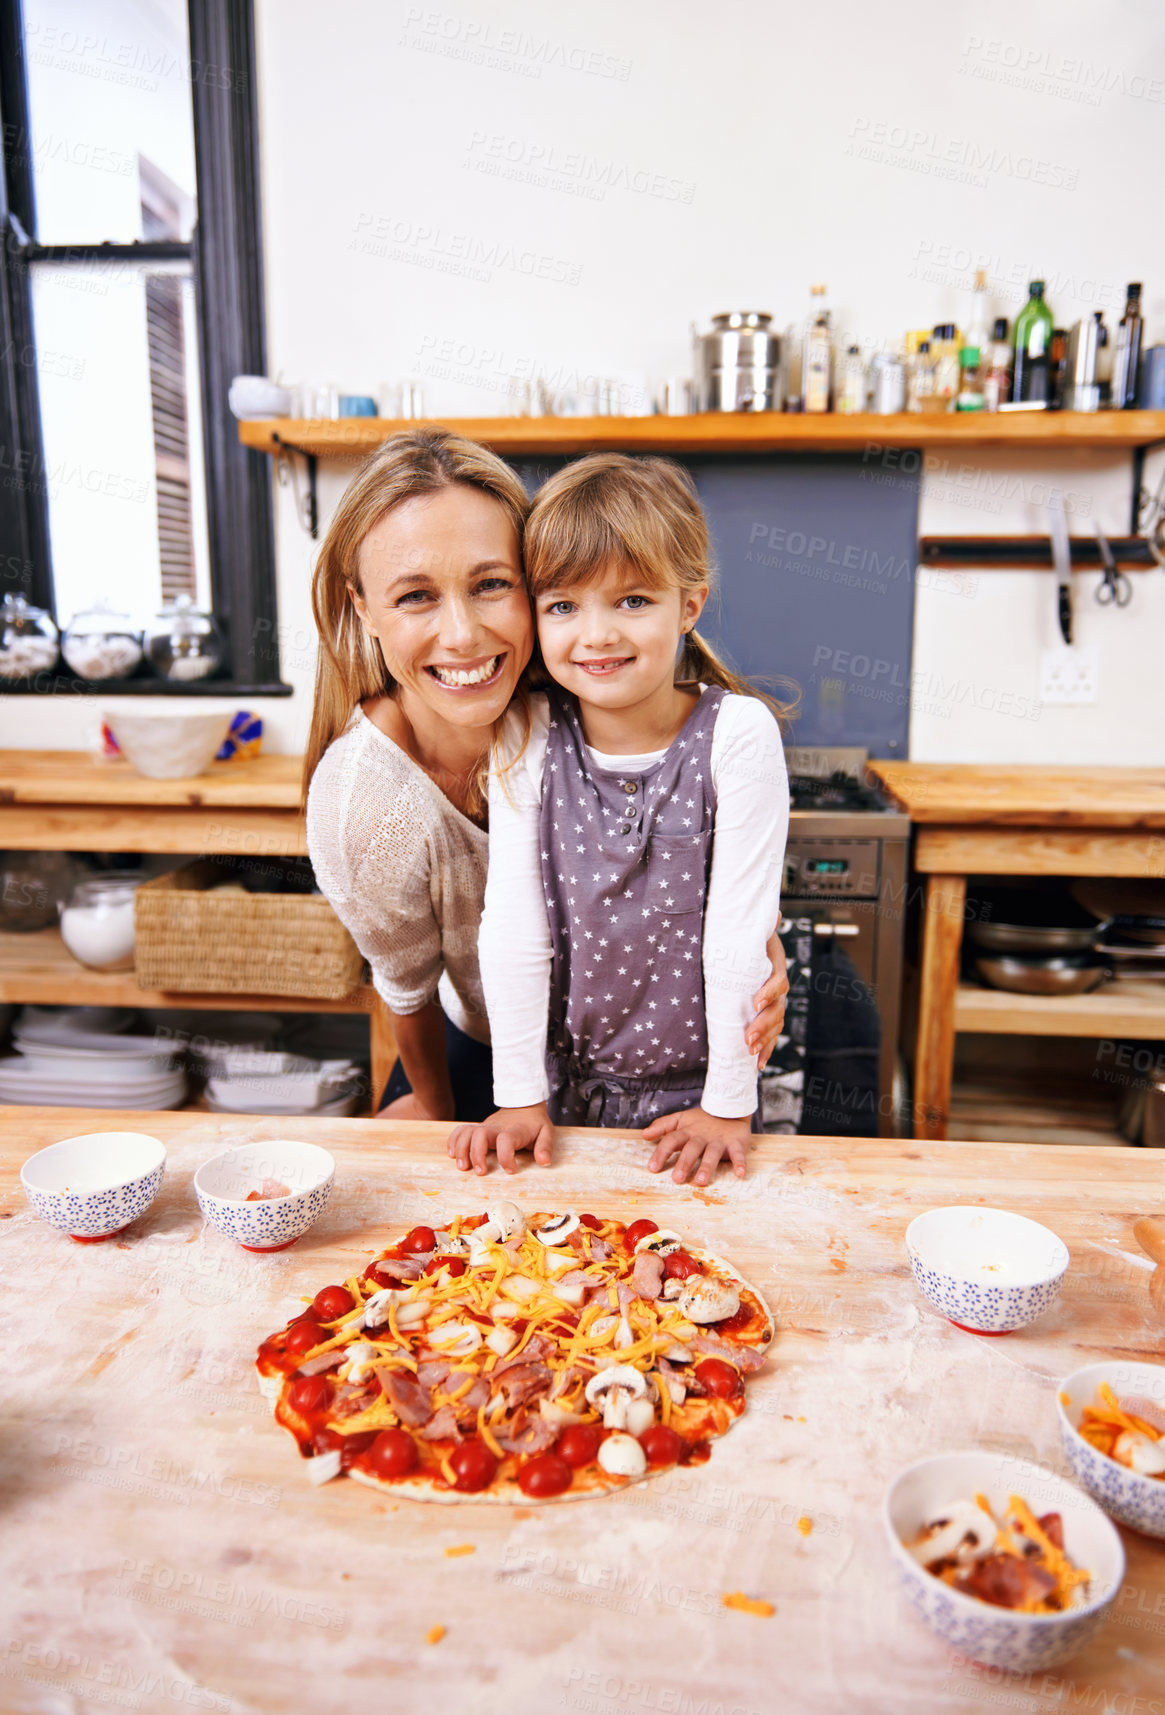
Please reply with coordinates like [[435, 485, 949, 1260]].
[[255, 1203, 774, 1503]]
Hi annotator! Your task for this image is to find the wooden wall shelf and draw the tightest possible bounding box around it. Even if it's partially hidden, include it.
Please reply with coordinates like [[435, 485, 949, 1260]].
[[238, 411, 1165, 460]]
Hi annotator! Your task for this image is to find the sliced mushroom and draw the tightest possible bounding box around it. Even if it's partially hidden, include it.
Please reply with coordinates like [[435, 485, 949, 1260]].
[[467, 1221, 503, 1266], [585, 1364, 648, 1430], [342, 1341, 379, 1382], [634, 1228, 683, 1258], [598, 1432, 647, 1479], [1113, 1430, 1165, 1477], [362, 1287, 432, 1331], [435, 1231, 470, 1256], [661, 1278, 684, 1301], [676, 1277, 740, 1325], [427, 1320, 484, 1357], [533, 1213, 580, 1246], [907, 1501, 997, 1569], [663, 1342, 693, 1363], [487, 1201, 527, 1242], [589, 1314, 620, 1344]]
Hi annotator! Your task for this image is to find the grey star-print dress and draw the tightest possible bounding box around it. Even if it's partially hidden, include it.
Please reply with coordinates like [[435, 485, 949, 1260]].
[[539, 684, 728, 1130]]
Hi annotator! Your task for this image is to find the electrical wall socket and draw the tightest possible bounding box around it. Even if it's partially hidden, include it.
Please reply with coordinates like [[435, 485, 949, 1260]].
[[1040, 644, 1099, 704]]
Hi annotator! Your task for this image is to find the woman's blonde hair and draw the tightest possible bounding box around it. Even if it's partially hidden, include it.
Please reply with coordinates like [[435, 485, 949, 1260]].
[[302, 427, 531, 804], [524, 452, 797, 723]]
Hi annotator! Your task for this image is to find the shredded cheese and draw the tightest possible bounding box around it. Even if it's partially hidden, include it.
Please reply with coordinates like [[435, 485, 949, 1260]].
[[722, 1592, 774, 1617]]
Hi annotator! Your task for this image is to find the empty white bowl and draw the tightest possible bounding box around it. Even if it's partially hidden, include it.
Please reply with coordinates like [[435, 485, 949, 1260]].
[[194, 1140, 334, 1251], [885, 1451, 1125, 1671], [1057, 1361, 1165, 1538], [21, 1131, 167, 1241], [103, 707, 233, 780], [905, 1206, 1069, 1333]]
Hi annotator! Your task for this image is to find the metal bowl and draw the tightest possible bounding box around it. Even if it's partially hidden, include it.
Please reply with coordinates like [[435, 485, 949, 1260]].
[[974, 955, 1110, 996]]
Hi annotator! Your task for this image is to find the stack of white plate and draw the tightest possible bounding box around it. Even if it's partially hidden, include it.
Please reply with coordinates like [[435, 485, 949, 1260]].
[[204, 1048, 363, 1116], [0, 1012, 186, 1109]]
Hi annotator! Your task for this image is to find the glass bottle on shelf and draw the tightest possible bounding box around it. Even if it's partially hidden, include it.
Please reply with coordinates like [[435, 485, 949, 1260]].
[[145, 595, 224, 682], [0, 593, 59, 679], [908, 341, 936, 412], [931, 324, 960, 408], [963, 267, 992, 358], [982, 318, 1012, 411], [1110, 283, 1144, 409], [837, 345, 866, 414], [1094, 311, 1112, 406], [802, 285, 832, 414], [1012, 281, 1054, 403], [955, 348, 985, 411], [61, 602, 144, 681]]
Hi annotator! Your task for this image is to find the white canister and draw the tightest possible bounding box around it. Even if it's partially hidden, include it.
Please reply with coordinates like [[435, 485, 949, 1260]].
[[59, 875, 142, 971]]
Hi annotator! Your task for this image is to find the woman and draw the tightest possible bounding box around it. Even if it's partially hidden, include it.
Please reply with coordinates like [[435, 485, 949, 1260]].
[[304, 428, 788, 1173]]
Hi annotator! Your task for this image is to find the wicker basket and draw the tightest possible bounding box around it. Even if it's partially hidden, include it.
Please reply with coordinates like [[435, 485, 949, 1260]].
[[133, 861, 365, 1000]]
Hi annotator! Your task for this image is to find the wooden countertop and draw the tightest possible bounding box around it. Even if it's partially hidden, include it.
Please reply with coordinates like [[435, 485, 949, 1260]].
[[869, 761, 1165, 827], [0, 750, 303, 809], [2, 1109, 1162, 1712]]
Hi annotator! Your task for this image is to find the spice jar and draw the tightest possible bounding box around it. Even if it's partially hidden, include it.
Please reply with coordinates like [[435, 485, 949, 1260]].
[[62, 603, 144, 680], [145, 595, 223, 682], [0, 593, 59, 679], [59, 874, 143, 971]]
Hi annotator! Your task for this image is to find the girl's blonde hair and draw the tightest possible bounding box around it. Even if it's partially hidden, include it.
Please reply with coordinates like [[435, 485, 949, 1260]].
[[524, 452, 797, 723], [302, 427, 531, 805]]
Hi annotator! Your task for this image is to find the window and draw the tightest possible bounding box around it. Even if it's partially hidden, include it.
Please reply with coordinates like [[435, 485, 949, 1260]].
[[0, 0, 287, 693]]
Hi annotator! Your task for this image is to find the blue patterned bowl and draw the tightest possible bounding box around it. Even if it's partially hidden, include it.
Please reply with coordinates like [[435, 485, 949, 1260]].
[[21, 1131, 166, 1241], [905, 1205, 1069, 1333], [1057, 1361, 1165, 1539], [885, 1451, 1125, 1671], [194, 1140, 334, 1251]]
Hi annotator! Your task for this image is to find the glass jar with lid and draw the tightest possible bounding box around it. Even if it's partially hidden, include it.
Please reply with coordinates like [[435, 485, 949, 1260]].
[[0, 593, 60, 679], [145, 595, 224, 682], [61, 601, 144, 680], [59, 872, 143, 970]]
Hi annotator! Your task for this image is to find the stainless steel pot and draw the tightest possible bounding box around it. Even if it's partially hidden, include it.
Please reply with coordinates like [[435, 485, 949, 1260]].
[[974, 954, 1110, 995], [697, 312, 782, 412]]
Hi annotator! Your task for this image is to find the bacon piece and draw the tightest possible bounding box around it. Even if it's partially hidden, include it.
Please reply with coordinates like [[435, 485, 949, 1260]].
[[492, 1335, 554, 1374], [689, 1334, 766, 1371], [498, 1411, 558, 1455], [418, 1405, 461, 1442], [455, 1377, 491, 1419], [632, 1251, 665, 1301], [380, 1369, 434, 1427], [1037, 1512, 1064, 1551], [957, 1554, 1057, 1611], [385, 1253, 431, 1281], [496, 1362, 553, 1409], [416, 1359, 453, 1391], [332, 1385, 377, 1418], [588, 1236, 613, 1262]]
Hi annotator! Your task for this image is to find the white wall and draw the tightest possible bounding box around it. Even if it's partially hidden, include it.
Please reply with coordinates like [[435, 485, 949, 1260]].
[[5, 0, 1164, 760]]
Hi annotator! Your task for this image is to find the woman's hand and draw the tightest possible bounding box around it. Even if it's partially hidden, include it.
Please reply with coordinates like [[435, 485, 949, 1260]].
[[745, 925, 789, 1066], [447, 1104, 556, 1175], [381, 1092, 450, 1122], [642, 1108, 753, 1186]]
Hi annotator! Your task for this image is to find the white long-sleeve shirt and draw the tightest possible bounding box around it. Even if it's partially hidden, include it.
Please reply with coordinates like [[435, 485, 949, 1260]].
[[479, 689, 789, 1118]]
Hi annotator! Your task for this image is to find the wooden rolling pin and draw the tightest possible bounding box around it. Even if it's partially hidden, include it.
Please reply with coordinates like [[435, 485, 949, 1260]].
[[1133, 1217, 1165, 1315]]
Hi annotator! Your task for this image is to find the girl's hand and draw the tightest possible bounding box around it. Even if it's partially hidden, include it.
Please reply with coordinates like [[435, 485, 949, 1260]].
[[642, 1108, 753, 1186], [745, 926, 789, 1066], [447, 1104, 556, 1175]]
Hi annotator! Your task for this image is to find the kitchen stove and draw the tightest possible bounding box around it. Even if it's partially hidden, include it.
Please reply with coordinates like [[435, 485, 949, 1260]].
[[765, 747, 910, 1139]]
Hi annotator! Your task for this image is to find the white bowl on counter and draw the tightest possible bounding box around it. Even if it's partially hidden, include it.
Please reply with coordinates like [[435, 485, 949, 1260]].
[[194, 1140, 335, 1251], [905, 1206, 1070, 1333], [103, 707, 233, 780], [885, 1450, 1125, 1671], [1057, 1361, 1165, 1538], [21, 1131, 167, 1241]]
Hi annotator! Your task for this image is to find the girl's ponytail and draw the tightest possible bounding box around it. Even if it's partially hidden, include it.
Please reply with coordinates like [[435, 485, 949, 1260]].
[[679, 628, 799, 730]]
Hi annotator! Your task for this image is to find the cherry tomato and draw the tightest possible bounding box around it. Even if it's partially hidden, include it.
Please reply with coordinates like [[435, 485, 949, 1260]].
[[662, 1250, 701, 1280], [314, 1428, 377, 1469], [401, 1225, 437, 1254], [312, 1285, 355, 1321], [363, 1428, 418, 1479], [639, 1425, 687, 1467], [625, 1219, 659, 1252], [714, 1301, 754, 1336], [556, 1424, 602, 1468], [424, 1255, 467, 1278], [579, 1214, 602, 1231], [365, 1266, 403, 1290], [694, 1357, 742, 1398], [289, 1375, 330, 1414], [448, 1438, 498, 1492], [285, 1320, 325, 1358], [518, 1454, 573, 1498]]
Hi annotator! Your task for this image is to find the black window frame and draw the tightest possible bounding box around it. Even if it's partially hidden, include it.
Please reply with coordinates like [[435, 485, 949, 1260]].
[[0, 0, 289, 695]]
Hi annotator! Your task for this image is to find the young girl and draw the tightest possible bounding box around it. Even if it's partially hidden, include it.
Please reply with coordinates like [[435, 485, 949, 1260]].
[[453, 453, 790, 1187]]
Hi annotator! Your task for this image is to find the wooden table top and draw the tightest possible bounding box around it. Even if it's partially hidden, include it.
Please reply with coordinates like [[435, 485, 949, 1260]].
[[3, 1110, 1163, 1712], [0, 751, 303, 809], [869, 762, 1165, 828]]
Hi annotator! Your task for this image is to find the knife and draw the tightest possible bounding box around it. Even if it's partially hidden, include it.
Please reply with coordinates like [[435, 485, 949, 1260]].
[[1048, 499, 1072, 645]]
